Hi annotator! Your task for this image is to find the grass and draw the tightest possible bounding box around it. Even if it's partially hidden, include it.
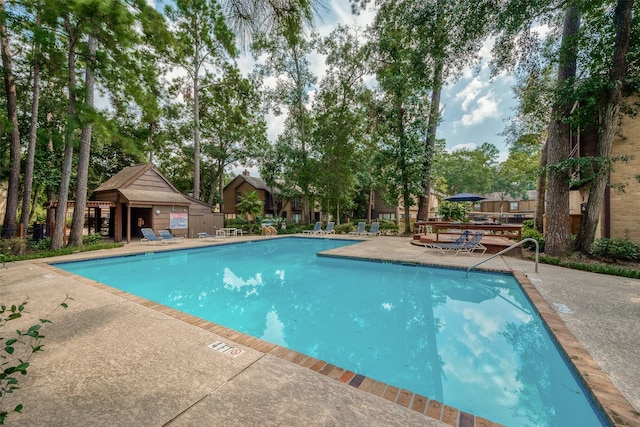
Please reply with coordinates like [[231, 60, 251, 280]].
[[528, 253, 640, 279], [3, 242, 124, 264]]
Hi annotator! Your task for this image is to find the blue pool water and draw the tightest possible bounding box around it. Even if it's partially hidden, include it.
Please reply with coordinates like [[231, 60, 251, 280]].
[[54, 237, 606, 427]]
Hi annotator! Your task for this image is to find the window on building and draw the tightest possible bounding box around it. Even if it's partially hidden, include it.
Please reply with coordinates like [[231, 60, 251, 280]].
[[510, 202, 518, 211]]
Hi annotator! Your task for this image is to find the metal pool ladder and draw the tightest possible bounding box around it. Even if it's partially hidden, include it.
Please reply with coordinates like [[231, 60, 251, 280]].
[[466, 238, 539, 277]]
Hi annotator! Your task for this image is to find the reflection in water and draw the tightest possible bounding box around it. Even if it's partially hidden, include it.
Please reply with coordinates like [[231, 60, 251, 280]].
[[55, 238, 605, 427], [223, 267, 263, 293], [262, 309, 287, 346]]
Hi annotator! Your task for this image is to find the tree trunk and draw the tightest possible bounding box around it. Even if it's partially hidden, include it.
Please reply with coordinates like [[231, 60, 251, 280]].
[[51, 17, 77, 250], [69, 34, 97, 247], [417, 54, 444, 222], [20, 7, 42, 235], [544, 4, 580, 256], [534, 136, 548, 232], [0, 0, 21, 238], [574, 0, 633, 253]]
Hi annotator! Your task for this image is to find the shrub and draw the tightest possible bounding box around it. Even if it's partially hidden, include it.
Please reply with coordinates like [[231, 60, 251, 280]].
[[521, 219, 535, 231], [82, 233, 103, 246], [522, 228, 545, 252], [379, 220, 399, 234], [0, 238, 26, 257], [589, 237, 640, 262], [438, 201, 469, 222], [334, 224, 353, 234]]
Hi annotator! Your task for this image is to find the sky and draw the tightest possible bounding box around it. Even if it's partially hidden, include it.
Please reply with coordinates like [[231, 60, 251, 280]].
[[154, 0, 519, 163], [291, 0, 518, 162]]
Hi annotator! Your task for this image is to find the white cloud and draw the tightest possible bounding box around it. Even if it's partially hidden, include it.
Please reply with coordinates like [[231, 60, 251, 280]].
[[456, 92, 500, 126], [455, 77, 488, 111], [448, 143, 477, 153]]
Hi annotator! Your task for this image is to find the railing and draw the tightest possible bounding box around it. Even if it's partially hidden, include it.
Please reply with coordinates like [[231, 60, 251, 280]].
[[466, 238, 539, 277]]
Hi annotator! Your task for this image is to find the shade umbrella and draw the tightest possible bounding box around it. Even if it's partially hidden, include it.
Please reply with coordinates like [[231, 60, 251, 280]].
[[445, 192, 486, 202]]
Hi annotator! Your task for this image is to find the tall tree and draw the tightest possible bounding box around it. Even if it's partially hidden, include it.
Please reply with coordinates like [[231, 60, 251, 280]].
[[574, 0, 635, 252], [198, 64, 267, 210], [310, 26, 371, 222], [165, 0, 236, 200], [50, 11, 80, 250], [0, 0, 21, 237], [67, 33, 96, 247], [253, 30, 316, 223], [545, 3, 581, 256]]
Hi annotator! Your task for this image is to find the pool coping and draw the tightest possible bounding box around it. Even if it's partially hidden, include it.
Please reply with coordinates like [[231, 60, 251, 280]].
[[41, 239, 639, 427]]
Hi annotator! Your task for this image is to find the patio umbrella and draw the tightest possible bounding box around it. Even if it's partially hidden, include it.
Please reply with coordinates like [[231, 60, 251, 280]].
[[445, 192, 486, 202]]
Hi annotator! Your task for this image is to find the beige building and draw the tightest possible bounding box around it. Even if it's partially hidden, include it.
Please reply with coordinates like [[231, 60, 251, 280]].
[[568, 96, 640, 243]]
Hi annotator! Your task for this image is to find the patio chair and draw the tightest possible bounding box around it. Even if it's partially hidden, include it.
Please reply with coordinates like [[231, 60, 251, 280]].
[[303, 222, 323, 234], [141, 228, 167, 245], [361, 222, 381, 237], [158, 229, 184, 243], [198, 232, 223, 241], [320, 221, 335, 234], [348, 222, 366, 235], [262, 225, 277, 238], [425, 231, 486, 256]]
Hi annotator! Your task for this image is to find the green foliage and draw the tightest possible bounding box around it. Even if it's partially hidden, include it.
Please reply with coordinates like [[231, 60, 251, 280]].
[[589, 238, 640, 262], [378, 220, 399, 233], [235, 191, 264, 223], [82, 234, 102, 246], [0, 239, 26, 257], [437, 201, 470, 222], [537, 255, 640, 279], [522, 227, 545, 252], [333, 224, 353, 235], [0, 299, 70, 424]]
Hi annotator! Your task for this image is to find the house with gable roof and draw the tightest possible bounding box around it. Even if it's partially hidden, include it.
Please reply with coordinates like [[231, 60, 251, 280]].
[[89, 163, 223, 242]]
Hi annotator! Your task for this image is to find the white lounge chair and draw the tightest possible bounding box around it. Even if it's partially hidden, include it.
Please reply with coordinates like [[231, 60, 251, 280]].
[[158, 229, 184, 243], [349, 222, 366, 235], [303, 222, 323, 234], [320, 221, 335, 234], [141, 228, 167, 245]]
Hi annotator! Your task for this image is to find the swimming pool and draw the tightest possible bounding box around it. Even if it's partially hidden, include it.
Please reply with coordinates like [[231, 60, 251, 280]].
[[54, 237, 606, 426]]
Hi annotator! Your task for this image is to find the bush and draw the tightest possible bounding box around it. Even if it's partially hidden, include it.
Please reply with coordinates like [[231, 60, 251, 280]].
[[589, 237, 640, 262], [438, 201, 469, 222], [522, 228, 545, 252], [334, 223, 354, 234], [82, 233, 102, 246], [378, 220, 399, 234], [0, 238, 26, 257], [521, 219, 535, 231]]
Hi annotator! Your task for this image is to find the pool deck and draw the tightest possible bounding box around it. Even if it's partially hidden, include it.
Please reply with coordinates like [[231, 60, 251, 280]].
[[1, 234, 639, 426]]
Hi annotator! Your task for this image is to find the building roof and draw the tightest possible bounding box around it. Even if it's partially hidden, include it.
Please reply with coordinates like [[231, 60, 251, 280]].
[[224, 174, 270, 192], [482, 190, 537, 202], [118, 189, 189, 205], [93, 163, 179, 194]]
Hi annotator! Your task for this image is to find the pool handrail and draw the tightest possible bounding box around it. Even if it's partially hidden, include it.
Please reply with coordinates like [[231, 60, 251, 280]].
[[466, 238, 539, 276]]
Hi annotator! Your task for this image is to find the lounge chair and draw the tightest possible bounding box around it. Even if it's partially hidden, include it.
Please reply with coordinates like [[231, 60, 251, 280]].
[[262, 225, 277, 238], [158, 229, 184, 243], [320, 221, 335, 234], [425, 231, 486, 256], [303, 222, 323, 234], [349, 222, 366, 235], [141, 228, 167, 245], [198, 232, 223, 241], [361, 222, 381, 237]]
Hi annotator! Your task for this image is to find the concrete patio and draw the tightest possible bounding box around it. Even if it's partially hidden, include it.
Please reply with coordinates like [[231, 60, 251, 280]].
[[1, 235, 638, 426]]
